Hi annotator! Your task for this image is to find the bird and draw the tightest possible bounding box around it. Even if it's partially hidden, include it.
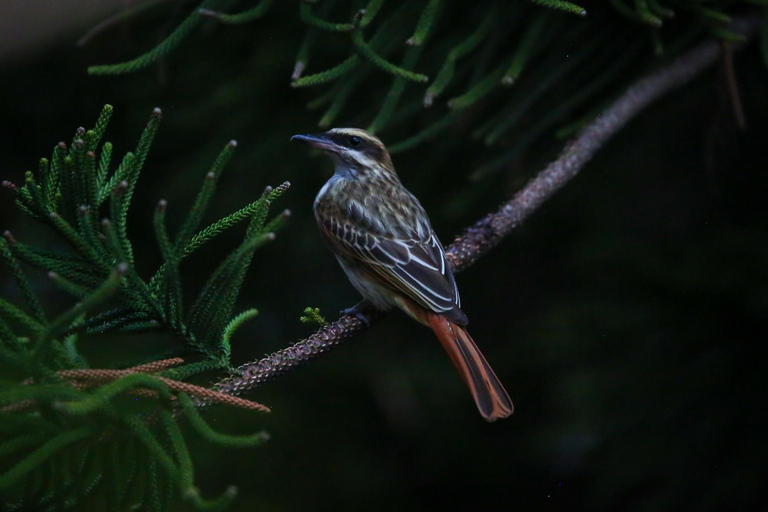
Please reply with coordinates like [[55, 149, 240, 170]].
[[291, 128, 513, 422]]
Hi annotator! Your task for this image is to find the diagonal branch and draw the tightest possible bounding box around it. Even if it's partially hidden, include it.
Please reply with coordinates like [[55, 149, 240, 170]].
[[208, 14, 760, 403]]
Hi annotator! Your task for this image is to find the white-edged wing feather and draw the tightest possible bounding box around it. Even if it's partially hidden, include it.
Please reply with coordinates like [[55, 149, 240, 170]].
[[317, 202, 468, 326]]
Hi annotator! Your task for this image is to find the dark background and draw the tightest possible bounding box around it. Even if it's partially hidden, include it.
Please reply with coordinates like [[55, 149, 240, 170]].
[[1, 2, 766, 510]]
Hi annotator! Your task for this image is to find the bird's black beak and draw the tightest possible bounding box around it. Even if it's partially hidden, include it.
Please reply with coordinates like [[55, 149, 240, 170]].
[[290, 133, 341, 154]]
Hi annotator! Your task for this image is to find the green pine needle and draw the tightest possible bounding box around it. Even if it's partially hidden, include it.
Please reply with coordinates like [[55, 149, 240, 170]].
[[526, 0, 586, 16], [0, 106, 286, 511], [368, 45, 424, 133], [96, 142, 112, 188], [122, 108, 162, 222], [88, 0, 223, 75], [47, 271, 92, 299], [0, 239, 46, 324], [406, 0, 442, 46], [154, 200, 183, 328], [291, 55, 361, 88], [424, 6, 496, 106], [501, 11, 549, 86], [178, 393, 269, 448], [220, 309, 259, 365], [43, 267, 124, 340], [447, 64, 506, 110], [0, 298, 44, 335], [89, 105, 114, 151], [0, 427, 92, 490], [299, 2, 354, 32], [319, 70, 369, 128], [351, 28, 429, 83], [300, 307, 328, 327], [175, 140, 237, 251], [198, 0, 273, 24]]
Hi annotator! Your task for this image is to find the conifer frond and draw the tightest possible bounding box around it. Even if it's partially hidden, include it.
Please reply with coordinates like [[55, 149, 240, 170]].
[[351, 28, 429, 83], [446, 63, 506, 110], [175, 140, 237, 251], [299, 307, 328, 327], [199, 0, 274, 24], [154, 200, 183, 328], [291, 55, 362, 88], [88, 0, 227, 75], [1, 105, 285, 510], [423, 6, 497, 106], [525, 0, 586, 16], [291, 0, 415, 88], [299, 2, 355, 32], [292, 29, 318, 80], [501, 11, 550, 86], [406, 0, 442, 46], [319, 68, 371, 128], [177, 393, 269, 447], [220, 309, 260, 365], [0, 241, 45, 324]]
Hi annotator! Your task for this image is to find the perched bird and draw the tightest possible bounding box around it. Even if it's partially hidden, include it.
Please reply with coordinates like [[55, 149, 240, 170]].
[[292, 128, 513, 421]]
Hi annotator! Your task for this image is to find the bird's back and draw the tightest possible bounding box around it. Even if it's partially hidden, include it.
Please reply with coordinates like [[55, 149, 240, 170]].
[[315, 174, 468, 325]]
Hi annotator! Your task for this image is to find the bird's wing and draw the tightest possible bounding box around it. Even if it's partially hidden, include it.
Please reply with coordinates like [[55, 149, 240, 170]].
[[317, 208, 467, 325]]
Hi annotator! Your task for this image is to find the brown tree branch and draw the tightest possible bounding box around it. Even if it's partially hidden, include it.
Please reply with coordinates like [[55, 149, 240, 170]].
[[208, 15, 760, 403], [5, 358, 271, 413]]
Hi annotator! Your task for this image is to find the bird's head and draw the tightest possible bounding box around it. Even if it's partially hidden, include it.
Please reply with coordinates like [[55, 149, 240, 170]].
[[291, 128, 395, 180]]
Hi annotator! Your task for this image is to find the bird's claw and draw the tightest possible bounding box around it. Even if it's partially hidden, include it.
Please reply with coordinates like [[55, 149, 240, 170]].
[[341, 302, 371, 327]]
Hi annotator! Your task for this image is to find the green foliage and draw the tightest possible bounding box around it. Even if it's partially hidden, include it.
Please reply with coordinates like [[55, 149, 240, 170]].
[[300, 307, 328, 327], [199, 0, 274, 24], [525, 0, 586, 16], [423, 4, 497, 106], [405, 0, 443, 46], [0, 105, 287, 510], [87, 0, 232, 75], [83, 0, 765, 180]]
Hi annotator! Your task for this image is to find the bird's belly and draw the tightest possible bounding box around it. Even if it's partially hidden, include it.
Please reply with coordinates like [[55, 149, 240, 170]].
[[335, 256, 394, 311]]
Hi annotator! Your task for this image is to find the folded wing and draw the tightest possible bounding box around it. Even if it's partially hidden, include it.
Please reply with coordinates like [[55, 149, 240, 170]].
[[318, 209, 468, 326]]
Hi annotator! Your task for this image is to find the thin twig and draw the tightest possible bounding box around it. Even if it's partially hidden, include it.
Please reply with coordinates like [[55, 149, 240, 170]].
[[208, 15, 761, 404]]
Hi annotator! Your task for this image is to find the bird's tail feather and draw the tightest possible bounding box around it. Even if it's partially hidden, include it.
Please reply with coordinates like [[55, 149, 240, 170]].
[[423, 312, 513, 422]]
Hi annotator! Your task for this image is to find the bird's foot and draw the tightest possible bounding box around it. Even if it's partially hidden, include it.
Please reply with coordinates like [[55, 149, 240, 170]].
[[341, 301, 371, 327]]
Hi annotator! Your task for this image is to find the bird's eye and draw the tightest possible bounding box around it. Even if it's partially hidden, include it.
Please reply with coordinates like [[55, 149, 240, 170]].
[[348, 136, 361, 148]]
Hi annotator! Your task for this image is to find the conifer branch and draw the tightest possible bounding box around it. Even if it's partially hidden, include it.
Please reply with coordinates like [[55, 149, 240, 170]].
[[367, 45, 425, 133], [209, 14, 760, 402], [199, 0, 273, 24], [501, 11, 549, 86], [526, 0, 586, 16], [423, 5, 496, 106], [406, 0, 442, 46], [351, 26, 429, 83], [88, 0, 226, 75], [1, 104, 290, 509], [299, 2, 355, 32], [291, 55, 362, 88]]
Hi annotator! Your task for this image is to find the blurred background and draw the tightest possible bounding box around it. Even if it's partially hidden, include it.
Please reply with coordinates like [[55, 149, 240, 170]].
[[1, 0, 767, 510]]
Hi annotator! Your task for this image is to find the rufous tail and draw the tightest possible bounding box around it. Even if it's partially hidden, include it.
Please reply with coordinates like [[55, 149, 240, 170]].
[[424, 313, 513, 422]]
